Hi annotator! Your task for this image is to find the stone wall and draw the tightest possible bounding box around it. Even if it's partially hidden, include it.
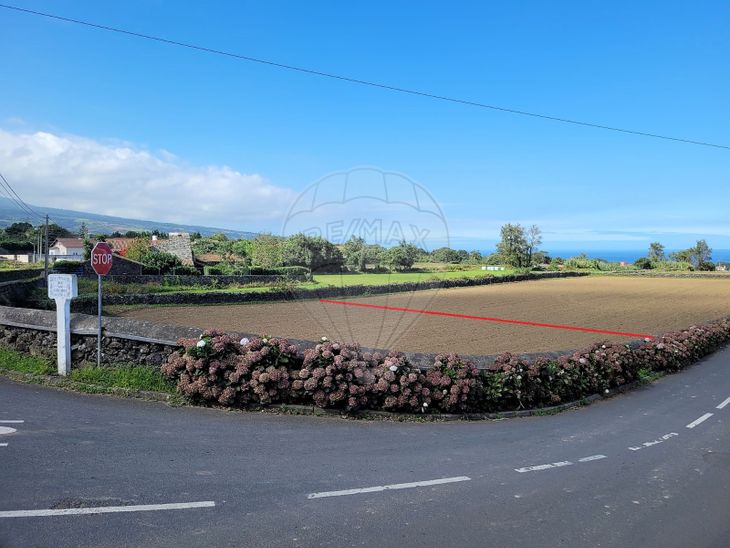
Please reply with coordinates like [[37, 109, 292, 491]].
[[0, 279, 40, 307], [0, 268, 43, 283], [101, 274, 299, 285]]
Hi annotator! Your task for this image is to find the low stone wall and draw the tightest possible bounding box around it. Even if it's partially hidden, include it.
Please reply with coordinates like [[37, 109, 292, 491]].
[[0, 268, 43, 283], [102, 274, 298, 285], [68, 271, 588, 312], [0, 279, 41, 307], [605, 271, 730, 279]]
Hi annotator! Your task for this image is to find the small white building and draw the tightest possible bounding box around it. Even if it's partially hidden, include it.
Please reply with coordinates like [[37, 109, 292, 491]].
[[49, 238, 85, 261]]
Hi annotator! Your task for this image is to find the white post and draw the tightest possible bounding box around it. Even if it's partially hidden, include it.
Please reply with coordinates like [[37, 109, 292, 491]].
[[55, 296, 72, 375], [48, 274, 78, 376]]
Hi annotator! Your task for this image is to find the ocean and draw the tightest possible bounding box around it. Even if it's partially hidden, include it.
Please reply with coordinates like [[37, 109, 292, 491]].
[[543, 250, 730, 263], [476, 249, 730, 263]]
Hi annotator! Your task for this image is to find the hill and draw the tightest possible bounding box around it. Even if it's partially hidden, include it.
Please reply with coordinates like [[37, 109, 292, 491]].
[[0, 197, 258, 239]]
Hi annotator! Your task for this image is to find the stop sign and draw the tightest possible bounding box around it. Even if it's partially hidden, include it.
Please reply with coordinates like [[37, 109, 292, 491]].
[[90, 242, 113, 276]]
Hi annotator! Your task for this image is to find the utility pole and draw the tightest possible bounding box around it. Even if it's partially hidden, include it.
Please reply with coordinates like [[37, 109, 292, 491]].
[[44, 214, 49, 278]]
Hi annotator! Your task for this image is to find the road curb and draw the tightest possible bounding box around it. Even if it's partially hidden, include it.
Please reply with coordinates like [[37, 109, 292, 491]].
[[0, 366, 666, 422]]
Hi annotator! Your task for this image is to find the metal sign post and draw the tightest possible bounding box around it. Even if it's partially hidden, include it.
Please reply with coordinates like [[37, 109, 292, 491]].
[[90, 242, 113, 366], [97, 273, 102, 366], [47, 274, 78, 376]]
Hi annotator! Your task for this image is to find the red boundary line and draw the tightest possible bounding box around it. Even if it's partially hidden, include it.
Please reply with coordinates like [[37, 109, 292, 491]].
[[319, 299, 654, 339]]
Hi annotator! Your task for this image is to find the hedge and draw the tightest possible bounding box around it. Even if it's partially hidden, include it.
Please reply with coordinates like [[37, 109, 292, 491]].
[[161, 316, 730, 415], [204, 265, 311, 278]]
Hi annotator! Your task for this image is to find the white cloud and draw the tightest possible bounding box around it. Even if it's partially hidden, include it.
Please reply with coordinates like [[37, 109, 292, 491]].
[[0, 128, 297, 229]]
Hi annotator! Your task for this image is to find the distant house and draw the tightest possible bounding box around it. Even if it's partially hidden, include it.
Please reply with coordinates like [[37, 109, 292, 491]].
[[717, 264, 728, 272], [151, 232, 194, 266], [49, 238, 86, 261]]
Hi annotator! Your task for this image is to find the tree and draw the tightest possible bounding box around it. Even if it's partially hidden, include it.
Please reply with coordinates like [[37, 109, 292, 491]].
[[250, 233, 284, 268], [47, 223, 73, 241], [634, 257, 653, 270], [342, 236, 368, 271], [525, 224, 542, 266], [79, 222, 89, 240], [282, 233, 343, 272], [431, 247, 461, 264], [694, 239, 712, 265], [669, 249, 694, 264], [124, 239, 152, 263], [4, 222, 34, 237], [648, 242, 665, 262], [670, 240, 712, 268], [142, 250, 182, 273], [468, 250, 483, 263], [382, 241, 419, 271], [496, 223, 528, 267]]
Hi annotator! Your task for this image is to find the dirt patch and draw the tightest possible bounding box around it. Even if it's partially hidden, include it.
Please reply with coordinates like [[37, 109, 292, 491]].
[[117, 277, 730, 355]]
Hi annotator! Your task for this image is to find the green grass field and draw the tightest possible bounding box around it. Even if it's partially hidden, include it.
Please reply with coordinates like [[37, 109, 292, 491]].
[[312, 268, 515, 287], [76, 267, 517, 297]]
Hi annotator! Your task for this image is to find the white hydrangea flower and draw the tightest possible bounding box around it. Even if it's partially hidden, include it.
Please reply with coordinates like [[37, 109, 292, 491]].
[[389, 365, 398, 372], [196, 340, 206, 348], [262, 337, 269, 344], [240, 337, 250, 346], [321, 336, 328, 342]]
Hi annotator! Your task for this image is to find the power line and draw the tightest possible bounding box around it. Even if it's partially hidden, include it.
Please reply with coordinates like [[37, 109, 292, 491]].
[[0, 171, 45, 221], [2, 2, 728, 151]]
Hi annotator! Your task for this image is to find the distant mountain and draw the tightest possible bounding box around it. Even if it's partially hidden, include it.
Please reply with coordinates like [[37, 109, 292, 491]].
[[0, 197, 258, 239]]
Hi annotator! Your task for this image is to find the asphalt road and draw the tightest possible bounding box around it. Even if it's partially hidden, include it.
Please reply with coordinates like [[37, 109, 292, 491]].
[[1, 347, 729, 547]]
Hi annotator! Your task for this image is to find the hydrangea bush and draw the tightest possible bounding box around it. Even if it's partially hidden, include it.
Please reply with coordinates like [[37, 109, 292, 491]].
[[160, 317, 730, 414], [160, 330, 298, 406], [293, 341, 378, 410]]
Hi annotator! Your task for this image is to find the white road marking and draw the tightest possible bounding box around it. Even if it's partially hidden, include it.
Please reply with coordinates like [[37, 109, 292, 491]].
[[716, 397, 730, 410], [0, 443, 7, 447], [0, 427, 17, 435], [307, 476, 471, 499], [627, 432, 679, 451], [0, 501, 216, 518], [515, 462, 574, 473], [578, 454, 607, 462], [516, 454, 609, 473], [686, 413, 714, 429], [0, 420, 23, 424]]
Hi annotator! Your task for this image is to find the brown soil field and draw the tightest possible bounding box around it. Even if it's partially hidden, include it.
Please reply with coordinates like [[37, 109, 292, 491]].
[[117, 277, 730, 355]]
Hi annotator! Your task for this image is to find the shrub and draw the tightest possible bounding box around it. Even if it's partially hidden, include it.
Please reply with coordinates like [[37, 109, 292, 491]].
[[160, 330, 297, 406], [653, 261, 694, 271], [160, 317, 730, 415], [425, 354, 482, 412], [294, 341, 378, 410], [371, 353, 430, 412], [52, 260, 86, 273], [634, 257, 653, 269]]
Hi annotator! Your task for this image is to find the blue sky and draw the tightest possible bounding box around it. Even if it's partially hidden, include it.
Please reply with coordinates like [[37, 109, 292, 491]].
[[2, 0, 729, 252]]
